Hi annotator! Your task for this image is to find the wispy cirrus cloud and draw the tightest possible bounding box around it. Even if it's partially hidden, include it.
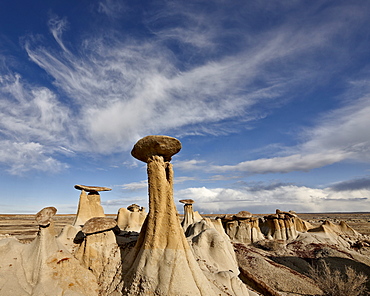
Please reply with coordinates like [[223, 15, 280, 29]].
[[0, 72, 72, 174], [174, 159, 206, 171], [0, 74, 72, 143], [22, 2, 359, 153], [97, 0, 126, 19], [1, 1, 369, 176]]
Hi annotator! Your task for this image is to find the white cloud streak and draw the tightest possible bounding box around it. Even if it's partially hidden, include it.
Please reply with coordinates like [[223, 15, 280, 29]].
[[174, 159, 206, 171], [176, 184, 370, 214], [212, 151, 350, 174], [0, 140, 68, 175], [119, 180, 147, 191], [0, 73, 73, 174], [118, 176, 195, 191]]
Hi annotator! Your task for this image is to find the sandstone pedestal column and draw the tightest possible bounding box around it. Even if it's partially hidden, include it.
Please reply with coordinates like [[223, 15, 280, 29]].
[[116, 204, 147, 232], [73, 185, 110, 226], [74, 217, 122, 296], [122, 135, 215, 296], [180, 199, 194, 231]]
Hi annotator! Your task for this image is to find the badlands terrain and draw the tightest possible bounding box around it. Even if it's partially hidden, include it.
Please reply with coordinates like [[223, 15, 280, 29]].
[[1, 211, 370, 296], [0, 136, 369, 296], [1, 212, 370, 244]]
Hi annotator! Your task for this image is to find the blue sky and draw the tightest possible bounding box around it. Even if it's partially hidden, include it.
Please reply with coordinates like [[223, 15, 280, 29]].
[[1, 0, 370, 214]]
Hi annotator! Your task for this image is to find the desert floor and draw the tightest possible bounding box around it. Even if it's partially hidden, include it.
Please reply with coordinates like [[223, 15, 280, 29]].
[[1, 212, 370, 242]]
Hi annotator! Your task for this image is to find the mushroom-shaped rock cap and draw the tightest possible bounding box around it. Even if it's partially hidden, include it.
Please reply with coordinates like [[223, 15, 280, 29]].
[[179, 199, 194, 205], [131, 135, 181, 163], [74, 184, 112, 192], [36, 206, 57, 226], [82, 217, 118, 234], [127, 204, 141, 212]]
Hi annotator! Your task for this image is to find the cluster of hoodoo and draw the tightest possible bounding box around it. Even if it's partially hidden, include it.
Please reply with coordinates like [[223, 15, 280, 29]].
[[0, 206, 99, 296], [259, 209, 312, 240], [218, 209, 313, 244], [122, 135, 256, 296], [0, 135, 258, 296]]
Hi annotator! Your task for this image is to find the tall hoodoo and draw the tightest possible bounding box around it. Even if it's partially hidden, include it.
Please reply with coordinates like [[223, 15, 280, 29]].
[[74, 217, 122, 296], [73, 185, 110, 226], [180, 199, 202, 232], [123, 135, 216, 295], [116, 204, 147, 233]]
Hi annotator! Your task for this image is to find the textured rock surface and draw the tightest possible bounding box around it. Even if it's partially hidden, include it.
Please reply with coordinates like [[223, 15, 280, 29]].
[[179, 199, 194, 204], [235, 211, 252, 218], [73, 187, 106, 227], [116, 205, 147, 232], [122, 155, 216, 295], [295, 220, 363, 248], [186, 219, 257, 296], [260, 210, 311, 241], [82, 217, 118, 234], [74, 229, 122, 296], [224, 217, 265, 244], [131, 135, 181, 163], [0, 208, 99, 296], [181, 200, 202, 232], [126, 204, 145, 212], [123, 135, 254, 296], [74, 184, 112, 192], [235, 243, 324, 296], [35, 206, 57, 226]]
